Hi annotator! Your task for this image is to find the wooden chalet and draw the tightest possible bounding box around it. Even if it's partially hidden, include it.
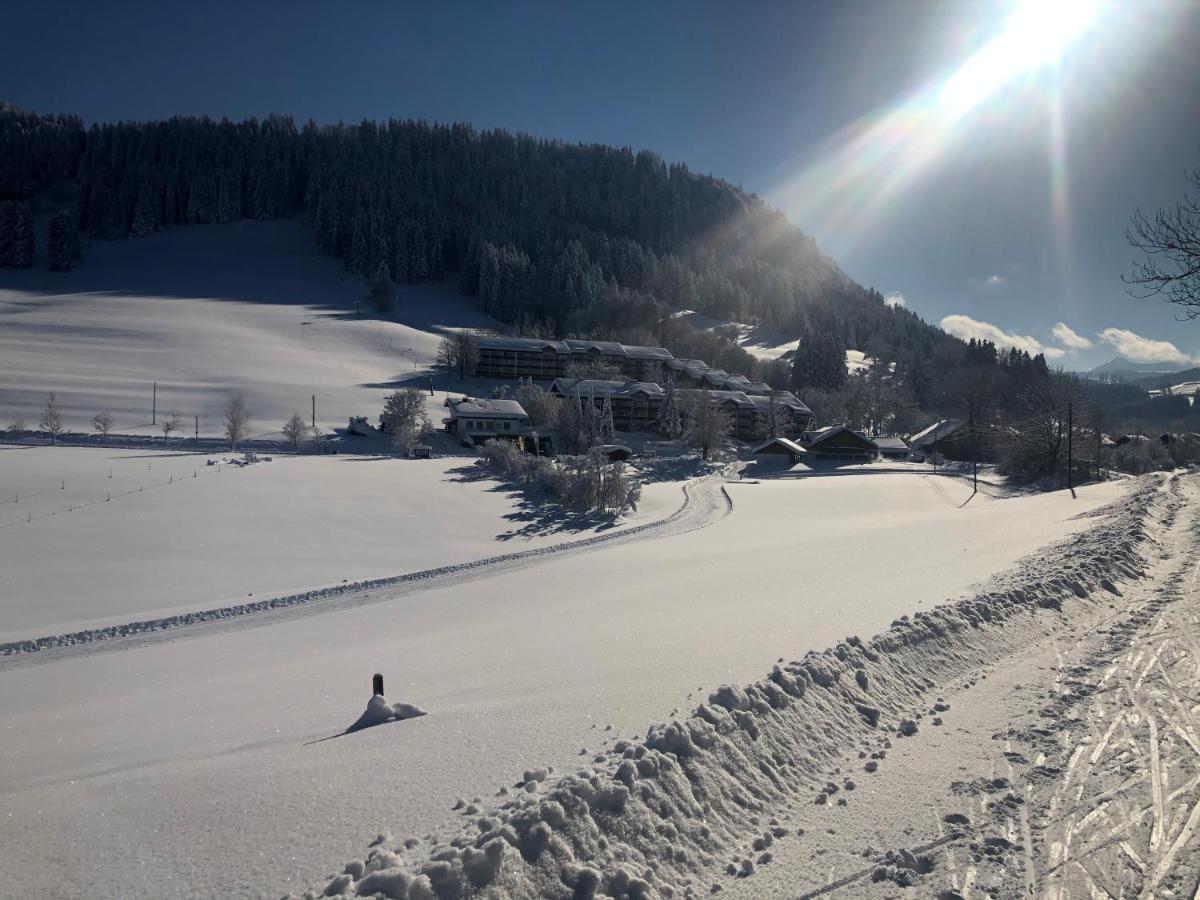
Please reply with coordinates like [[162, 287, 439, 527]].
[[799, 426, 879, 462], [751, 436, 806, 465]]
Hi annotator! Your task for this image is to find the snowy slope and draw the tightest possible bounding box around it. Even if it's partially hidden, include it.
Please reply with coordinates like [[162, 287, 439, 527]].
[[0, 221, 497, 436], [0, 470, 1129, 899]]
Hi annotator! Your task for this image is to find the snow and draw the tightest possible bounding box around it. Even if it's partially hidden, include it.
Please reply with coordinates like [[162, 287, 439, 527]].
[[0, 445, 684, 644], [0, 220, 1169, 899], [0, 221, 497, 437], [0, 467, 1131, 898]]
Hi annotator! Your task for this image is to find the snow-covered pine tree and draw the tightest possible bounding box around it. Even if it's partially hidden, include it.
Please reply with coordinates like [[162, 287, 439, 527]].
[[600, 392, 616, 443], [654, 378, 683, 438]]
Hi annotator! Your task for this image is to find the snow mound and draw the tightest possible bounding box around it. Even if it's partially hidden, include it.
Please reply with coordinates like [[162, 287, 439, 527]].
[[348, 695, 428, 733], [301, 473, 1183, 899]]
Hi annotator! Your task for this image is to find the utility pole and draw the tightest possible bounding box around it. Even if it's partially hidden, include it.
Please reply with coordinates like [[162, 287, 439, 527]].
[[194, 415, 199, 441], [311, 394, 316, 429], [972, 422, 978, 496], [1067, 401, 1074, 497], [152, 381, 157, 425]]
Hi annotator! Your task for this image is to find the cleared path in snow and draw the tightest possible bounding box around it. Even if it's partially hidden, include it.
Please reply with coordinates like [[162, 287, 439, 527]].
[[0, 470, 1128, 899]]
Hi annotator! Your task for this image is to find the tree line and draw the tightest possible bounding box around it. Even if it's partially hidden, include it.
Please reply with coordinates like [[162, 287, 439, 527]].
[[7, 101, 1179, 445], [1, 103, 988, 396]]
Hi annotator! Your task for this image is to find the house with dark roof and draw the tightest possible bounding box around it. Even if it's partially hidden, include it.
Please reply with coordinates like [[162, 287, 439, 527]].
[[799, 426, 879, 462], [907, 419, 967, 458], [751, 436, 806, 465], [872, 435, 911, 460]]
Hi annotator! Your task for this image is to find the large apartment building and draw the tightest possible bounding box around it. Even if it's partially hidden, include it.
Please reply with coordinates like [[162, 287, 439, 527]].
[[474, 335, 777, 396], [474, 337, 674, 382], [549, 378, 813, 442]]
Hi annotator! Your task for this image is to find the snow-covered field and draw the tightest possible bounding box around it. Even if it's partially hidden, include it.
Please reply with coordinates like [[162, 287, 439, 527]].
[[0, 466, 1133, 899], [0, 221, 494, 437], [0, 445, 683, 643]]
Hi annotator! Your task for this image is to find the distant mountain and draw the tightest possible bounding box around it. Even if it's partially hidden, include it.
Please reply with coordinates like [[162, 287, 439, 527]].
[[1089, 356, 1185, 380]]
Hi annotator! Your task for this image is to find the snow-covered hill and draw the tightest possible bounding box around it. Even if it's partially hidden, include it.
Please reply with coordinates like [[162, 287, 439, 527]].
[[0, 221, 497, 437]]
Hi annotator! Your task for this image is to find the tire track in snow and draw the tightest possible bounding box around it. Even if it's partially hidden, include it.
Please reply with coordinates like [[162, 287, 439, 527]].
[[0, 472, 735, 661]]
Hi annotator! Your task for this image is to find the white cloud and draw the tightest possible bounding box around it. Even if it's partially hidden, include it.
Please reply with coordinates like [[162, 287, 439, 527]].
[[883, 291, 906, 308], [940, 314, 1066, 360], [1051, 322, 1093, 350], [968, 274, 1007, 290], [1096, 328, 1195, 366]]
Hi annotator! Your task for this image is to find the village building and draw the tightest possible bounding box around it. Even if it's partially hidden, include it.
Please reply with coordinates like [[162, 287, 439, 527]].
[[475, 335, 786, 396], [799, 426, 879, 462], [442, 397, 533, 446], [549, 379, 666, 431], [907, 419, 968, 459], [550, 377, 812, 442], [751, 436, 806, 466], [872, 435, 911, 460], [475, 336, 673, 382]]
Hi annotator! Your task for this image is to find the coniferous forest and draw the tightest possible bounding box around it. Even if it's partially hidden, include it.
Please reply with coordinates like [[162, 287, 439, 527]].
[[5, 101, 1184, 444]]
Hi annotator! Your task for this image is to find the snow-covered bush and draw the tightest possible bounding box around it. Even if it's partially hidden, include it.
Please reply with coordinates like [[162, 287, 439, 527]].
[[478, 441, 640, 515]]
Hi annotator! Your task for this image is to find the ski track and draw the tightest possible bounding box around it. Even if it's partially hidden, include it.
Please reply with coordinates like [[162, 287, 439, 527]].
[[0, 472, 734, 662], [1025, 474, 1200, 899]]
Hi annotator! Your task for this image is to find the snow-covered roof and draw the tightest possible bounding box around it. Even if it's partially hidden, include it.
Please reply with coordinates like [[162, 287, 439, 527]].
[[549, 378, 666, 399], [745, 392, 812, 415], [623, 345, 674, 361], [872, 436, 909, 451], [476, 335, 569, 353], [444, 397, 529, 419], [803, 426, 879, 450], [677, 388, 758, 408], [908, 419, 963, 449], [751, 437, 806, 456]]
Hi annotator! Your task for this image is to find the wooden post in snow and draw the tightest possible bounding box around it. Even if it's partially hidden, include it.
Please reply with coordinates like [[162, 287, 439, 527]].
[[373, 673, 384, 697]]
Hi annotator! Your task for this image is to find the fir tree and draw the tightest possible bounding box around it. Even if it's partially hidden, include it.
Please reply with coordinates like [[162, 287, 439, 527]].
[[1, 200, 36, 268], [600, 393, 616, 443], [0, 200, 16, 266], [130, 176, 160, 238], [791, 331, 847, 392], [654, 378, 684, 438], [370, 261, 395, 312], [46, 209, 81, 271]]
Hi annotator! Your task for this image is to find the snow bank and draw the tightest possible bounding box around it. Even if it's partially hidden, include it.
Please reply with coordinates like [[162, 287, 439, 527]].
[[303, 474, 1181, 900]]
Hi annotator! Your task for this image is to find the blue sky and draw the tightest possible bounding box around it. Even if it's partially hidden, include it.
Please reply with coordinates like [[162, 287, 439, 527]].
[[4, 0, 1199, 369]]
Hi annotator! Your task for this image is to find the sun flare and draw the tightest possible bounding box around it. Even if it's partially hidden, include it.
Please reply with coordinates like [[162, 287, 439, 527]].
[[938, 0, 1101, 119]]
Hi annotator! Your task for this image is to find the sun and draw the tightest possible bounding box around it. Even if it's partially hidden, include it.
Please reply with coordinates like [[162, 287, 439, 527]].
[[938, 0, 1102, 119]]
